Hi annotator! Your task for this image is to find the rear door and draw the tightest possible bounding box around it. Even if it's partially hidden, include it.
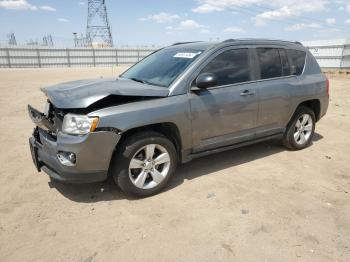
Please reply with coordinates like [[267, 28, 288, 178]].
[[189, 48, 259, 153], [254, 47, 295, 137]]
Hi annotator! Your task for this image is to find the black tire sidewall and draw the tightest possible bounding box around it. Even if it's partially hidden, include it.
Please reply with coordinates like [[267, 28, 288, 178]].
[[111, 132, 177, 197]]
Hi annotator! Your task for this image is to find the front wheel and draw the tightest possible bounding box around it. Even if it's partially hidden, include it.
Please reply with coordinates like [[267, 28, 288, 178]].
[[282, 106, 316, 150], [110, 131, 177, 197]]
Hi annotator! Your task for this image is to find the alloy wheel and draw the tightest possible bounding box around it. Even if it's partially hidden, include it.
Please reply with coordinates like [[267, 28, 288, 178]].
[[293, 114, 313, 145], [128, 144, 171, 189]]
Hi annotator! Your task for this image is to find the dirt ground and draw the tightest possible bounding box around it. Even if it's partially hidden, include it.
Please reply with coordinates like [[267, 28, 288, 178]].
[[0, 68, 349, 262]]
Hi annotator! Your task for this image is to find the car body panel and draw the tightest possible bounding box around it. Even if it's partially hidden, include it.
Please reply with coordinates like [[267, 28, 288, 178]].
[[254, 77, 295, 137], [30, 128, 120, 182], [91, 95, 193, 153], [42, 78, 169, 109], [189, 83, 258, 153]]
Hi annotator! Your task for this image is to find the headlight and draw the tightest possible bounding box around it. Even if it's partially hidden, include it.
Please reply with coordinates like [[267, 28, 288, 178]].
[[62, 114, 99, 135]]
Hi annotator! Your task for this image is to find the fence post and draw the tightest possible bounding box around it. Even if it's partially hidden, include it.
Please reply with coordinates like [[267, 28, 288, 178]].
[[6, 48, 11, 68], [115, 49, 118, 66], [92, 48, 96, 67], [66, 48, 71, 67], [36, 49, 41, 68]]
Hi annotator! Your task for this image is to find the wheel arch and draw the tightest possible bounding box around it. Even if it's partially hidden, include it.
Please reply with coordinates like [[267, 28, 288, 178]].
[[289, 99, 321, 124], [299, 99, 321, 121], [117, 122, 183, 161]]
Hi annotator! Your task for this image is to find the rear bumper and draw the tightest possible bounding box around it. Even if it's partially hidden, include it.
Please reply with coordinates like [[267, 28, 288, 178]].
[[29, 128, 120, 183], [319, 95, 329, 120]]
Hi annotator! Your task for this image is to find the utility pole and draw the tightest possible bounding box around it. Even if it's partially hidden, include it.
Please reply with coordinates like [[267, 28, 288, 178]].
[[86, 0, 113, 47]]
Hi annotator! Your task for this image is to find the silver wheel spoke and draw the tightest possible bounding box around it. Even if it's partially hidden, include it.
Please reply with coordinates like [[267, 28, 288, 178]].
[[150, 169, 164, 184], [301, 114, 309, 125], [154, 153, 170, 166], [299, 132, 306, 144], [304, 124, 312, 131], [296, 120, 302, 128], [134, 171, 148, 188], [145, 144, 155, 160], [294, 132, 300, 141], [130, 158, 144, 169]]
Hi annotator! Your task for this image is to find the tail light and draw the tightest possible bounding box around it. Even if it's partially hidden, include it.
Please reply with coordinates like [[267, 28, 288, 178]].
[[326, 77, 329, 97]]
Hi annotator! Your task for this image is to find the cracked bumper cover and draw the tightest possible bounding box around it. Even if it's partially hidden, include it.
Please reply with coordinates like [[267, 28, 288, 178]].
[[29, 128, 120, 183]]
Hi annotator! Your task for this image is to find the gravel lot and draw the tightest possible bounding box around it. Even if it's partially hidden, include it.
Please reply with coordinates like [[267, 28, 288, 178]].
[[0, 68, 349, 262]]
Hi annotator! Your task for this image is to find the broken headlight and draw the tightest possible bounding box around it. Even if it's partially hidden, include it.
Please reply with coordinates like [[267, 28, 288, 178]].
[[62, 114, 99, 135]]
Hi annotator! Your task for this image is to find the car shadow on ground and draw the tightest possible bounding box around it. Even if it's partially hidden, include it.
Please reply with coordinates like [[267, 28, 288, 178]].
[[49, 133, 323, 203]]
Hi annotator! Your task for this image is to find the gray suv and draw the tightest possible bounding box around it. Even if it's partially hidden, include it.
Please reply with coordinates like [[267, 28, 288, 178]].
[[28, 39, 329, 197]]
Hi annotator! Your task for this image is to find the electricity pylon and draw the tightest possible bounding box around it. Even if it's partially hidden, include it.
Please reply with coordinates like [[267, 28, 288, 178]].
[[86, 0, 113, 47]]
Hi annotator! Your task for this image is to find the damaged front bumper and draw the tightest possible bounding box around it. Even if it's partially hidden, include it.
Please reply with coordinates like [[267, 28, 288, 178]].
[[28, 105, 121, 183]]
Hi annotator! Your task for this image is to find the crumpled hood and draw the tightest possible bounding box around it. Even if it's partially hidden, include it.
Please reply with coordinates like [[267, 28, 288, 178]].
[[41, 78, 169, 109]]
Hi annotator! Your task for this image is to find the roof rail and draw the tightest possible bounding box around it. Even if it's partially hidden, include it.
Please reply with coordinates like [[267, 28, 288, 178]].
[[172, 41, 202, 46], [221, 38, 305, 47], [221, 39, 236, 43]]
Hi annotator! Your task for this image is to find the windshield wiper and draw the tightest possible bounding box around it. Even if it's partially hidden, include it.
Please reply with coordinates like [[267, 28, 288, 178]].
[[130, 77, 146, 84], [129, 77, 166, 88]]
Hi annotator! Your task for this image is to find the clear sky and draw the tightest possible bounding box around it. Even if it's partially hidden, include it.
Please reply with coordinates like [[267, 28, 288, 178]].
[[0, 0, 350, 47]]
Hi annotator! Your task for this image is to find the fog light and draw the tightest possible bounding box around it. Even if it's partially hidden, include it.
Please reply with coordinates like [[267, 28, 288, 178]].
[[57, 151, 76, 166]]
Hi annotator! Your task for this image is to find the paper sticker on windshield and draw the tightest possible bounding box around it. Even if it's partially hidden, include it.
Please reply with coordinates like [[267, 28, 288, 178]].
[[173, 52, 201, 59]]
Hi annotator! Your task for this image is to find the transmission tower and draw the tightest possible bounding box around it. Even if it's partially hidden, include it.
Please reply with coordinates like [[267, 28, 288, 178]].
[[42, 34, 54, 47], [73, 32, 88, 47], [86, 0, 113, 47], [7, 33, 17, 46]]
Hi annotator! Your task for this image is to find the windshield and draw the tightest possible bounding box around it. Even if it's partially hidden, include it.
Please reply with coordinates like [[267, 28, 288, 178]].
[[121, 47, 204, 87]]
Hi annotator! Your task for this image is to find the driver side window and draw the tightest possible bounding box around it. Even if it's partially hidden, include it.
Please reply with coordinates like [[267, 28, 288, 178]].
[[200, 48, 250, 87]]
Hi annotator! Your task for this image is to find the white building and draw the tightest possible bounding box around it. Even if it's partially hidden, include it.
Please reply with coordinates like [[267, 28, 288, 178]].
[[302, 38, 350, 69]]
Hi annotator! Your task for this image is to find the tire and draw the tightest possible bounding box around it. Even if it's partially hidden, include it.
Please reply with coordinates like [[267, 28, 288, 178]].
[[282, 106, 316, 150], [110, 131, 177, 197]]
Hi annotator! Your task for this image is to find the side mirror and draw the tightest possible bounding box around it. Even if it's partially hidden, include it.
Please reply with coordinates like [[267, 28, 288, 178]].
[[195, 73, 217, 89]]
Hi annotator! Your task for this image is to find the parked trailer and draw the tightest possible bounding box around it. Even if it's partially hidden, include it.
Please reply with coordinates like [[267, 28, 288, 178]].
[[302, 38, 350, 69]]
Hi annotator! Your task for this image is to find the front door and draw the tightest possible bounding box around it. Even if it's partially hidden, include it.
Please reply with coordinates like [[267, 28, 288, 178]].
[[189, 48, 258, 153]]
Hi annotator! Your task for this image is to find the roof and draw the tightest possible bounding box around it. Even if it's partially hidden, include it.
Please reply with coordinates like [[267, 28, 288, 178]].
[[168, 38, 304, 51], [167, 41, 216, 51]]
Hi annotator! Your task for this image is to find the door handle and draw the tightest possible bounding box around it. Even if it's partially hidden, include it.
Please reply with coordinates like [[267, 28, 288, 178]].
[[240, 90, 255, 96]]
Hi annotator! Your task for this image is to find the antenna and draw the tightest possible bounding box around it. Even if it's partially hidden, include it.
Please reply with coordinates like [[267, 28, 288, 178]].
[[86, 0, 113, 47]]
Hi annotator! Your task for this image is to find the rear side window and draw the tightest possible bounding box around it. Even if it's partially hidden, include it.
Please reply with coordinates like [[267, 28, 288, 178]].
[[257, 48, 283, 79], [279, 49, 291, 76], [200, 48, 250, 86], [287, 49, 306, 75]]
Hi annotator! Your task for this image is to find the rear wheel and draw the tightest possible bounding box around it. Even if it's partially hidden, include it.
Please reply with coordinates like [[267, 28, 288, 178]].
[[110, 131, 177, 197], [282, 106, 316, 150]]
